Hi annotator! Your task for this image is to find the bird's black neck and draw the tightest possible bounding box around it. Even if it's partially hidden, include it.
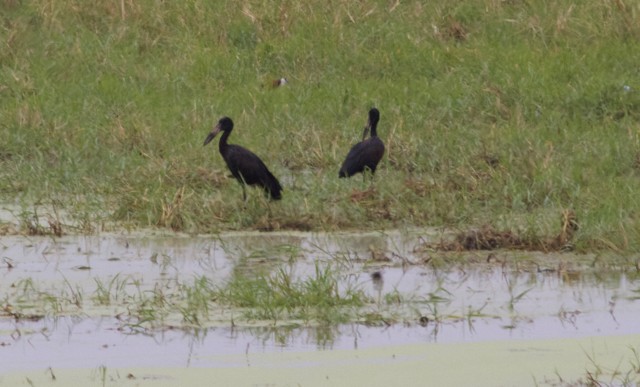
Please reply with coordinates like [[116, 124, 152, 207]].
[[219, 129, 231, 152], [369, 120, 379, 137]]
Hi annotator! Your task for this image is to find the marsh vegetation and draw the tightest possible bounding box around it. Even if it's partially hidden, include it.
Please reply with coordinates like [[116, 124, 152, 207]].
[[1, 1, 640, 253], [2, 232, 640, 385], [2, 1, 640, 385]]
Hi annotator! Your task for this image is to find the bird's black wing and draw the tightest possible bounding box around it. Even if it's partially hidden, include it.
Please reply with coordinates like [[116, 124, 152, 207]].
[[223, 145, 264, 183], [339, 137, 385, 178], [339, 140, 369, 177], [224, 145, 282, 199]]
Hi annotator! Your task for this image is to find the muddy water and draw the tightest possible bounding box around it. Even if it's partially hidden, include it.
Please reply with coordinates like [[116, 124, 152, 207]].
[[1, 230, 640, 385]]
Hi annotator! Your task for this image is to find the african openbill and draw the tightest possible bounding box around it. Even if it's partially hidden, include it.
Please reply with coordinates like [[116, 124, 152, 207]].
[[338, 108, 385, 178], [204, 117, 282, 201]]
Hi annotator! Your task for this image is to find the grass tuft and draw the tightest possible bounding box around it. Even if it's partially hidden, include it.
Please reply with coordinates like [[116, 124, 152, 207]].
[[217, 262, 367, 324]]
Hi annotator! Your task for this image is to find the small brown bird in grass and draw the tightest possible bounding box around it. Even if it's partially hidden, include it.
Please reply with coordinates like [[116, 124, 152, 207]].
[[272, 78, 288, 88]]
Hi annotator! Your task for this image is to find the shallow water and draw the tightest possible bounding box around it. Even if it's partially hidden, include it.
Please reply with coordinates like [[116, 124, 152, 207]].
[[1, 230, 639, 384]]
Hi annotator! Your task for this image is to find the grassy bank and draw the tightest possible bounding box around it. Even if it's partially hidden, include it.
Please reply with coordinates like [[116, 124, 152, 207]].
[[1, 1, 640, 251]]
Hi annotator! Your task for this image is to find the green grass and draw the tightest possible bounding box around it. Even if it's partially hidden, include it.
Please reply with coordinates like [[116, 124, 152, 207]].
[[2, 1, 640, 251], [217, 262, 367, 324], [2, 263, 370, 329]]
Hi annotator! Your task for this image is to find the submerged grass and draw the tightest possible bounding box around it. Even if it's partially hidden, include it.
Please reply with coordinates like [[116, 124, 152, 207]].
[[2, 248, 637, 332], [1, 263, 370, 329], [1, 2, 640, 251], [218, 263, 367, 324]]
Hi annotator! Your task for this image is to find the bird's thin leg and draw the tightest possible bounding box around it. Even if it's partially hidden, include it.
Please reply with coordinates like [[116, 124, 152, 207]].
[[242, 185, 247, 202], [266, 197, 272, 217], [362, 167, 373, 187]]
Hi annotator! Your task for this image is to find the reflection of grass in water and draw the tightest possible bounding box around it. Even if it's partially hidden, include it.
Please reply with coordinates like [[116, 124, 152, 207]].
[[0, 262, 525, 331], [92, 274, 129, 306], [93, 365, 107, 387], [3, 278, 75, 318], [3, 257, 633, 333], [178, 276, 214, 326], [505, 276, 534, 314], [218, 263, 367, 324], [2, 264, 369, 329]]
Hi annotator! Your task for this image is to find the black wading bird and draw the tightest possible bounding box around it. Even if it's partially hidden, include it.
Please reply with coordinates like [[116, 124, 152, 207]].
[[339, 108, 385, 179], [204, 117, 282, 201]]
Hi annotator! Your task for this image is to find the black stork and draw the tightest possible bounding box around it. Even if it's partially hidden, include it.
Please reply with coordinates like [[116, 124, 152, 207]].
[[204, 117, 282, 201], [338, 108, 385, 179]]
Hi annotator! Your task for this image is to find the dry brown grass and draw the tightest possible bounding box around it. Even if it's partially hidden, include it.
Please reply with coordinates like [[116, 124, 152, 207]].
[[432, 209, 579, 252]]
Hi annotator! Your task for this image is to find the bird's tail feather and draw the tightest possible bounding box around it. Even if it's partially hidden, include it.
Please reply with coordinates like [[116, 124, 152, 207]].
[[263, 171, 283, 200]]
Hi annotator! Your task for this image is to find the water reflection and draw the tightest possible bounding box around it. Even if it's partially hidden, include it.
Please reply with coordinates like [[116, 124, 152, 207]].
[[1, 231, 640, 373]]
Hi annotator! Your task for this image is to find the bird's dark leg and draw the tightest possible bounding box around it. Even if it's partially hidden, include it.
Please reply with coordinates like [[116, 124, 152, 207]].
[[266, 196, 272, 216], [237, 174, 248, 203], [362, 167, 373, 186]]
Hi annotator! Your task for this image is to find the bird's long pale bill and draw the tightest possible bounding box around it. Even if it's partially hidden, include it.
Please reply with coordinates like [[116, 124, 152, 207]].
[[203, 124, 222, 146]]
